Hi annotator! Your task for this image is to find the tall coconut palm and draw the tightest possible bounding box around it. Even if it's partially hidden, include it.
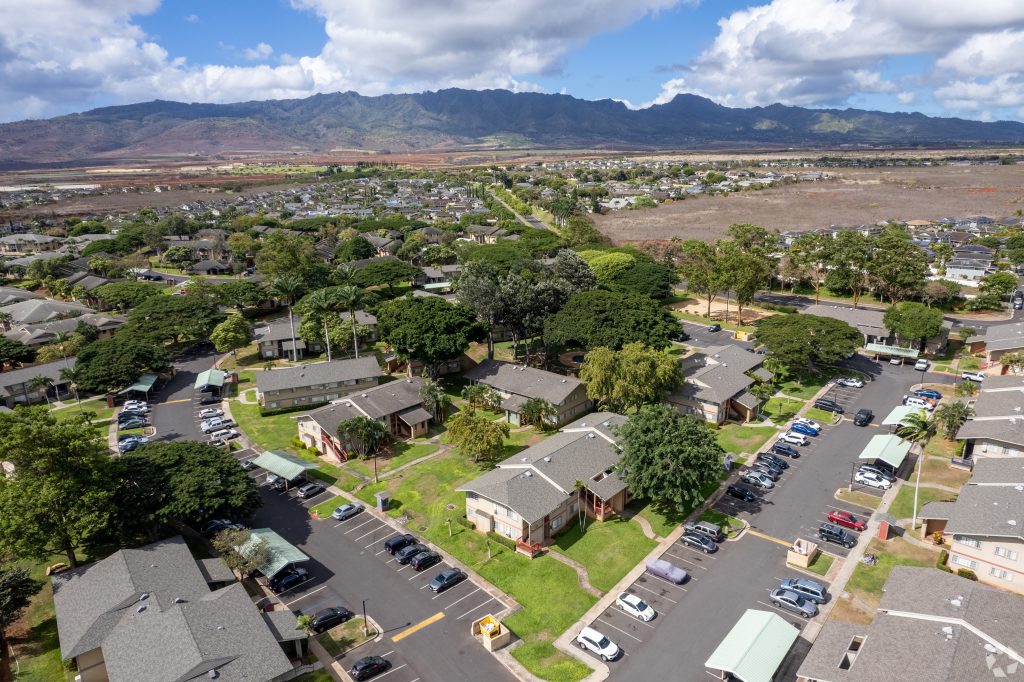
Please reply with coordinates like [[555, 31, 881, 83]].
[[28, 375, 53, 407], [335, 285, 365, 359], [933, 402, 974, 441], [60, 365, 84, 413], [896, 408, 935, 531], [418, 377, 452, 424], [270, 276, 304, 363], [304, 288, 341, 362]]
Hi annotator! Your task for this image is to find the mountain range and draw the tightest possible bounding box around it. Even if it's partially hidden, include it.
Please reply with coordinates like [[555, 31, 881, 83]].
[[3, 89, 1024, 168]]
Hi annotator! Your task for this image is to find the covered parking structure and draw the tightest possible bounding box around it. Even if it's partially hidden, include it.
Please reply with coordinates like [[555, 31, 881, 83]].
[[251, 449, 319, 489], [880, 404, 920, 430], [236, 528, 310, 579], [194, 368, 228, 395], [864, 343, 919, 362], [118, 372, 159, 400], [704, 609, 800, 682], [858, 433, 913, 475]]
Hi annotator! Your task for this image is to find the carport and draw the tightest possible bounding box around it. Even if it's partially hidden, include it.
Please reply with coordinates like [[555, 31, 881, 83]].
[[704, 609, 800, 682], [864, 343, 919, 361], [237, 527, 310, 578], [858, 434, 912, 473], [194, 368, 228, 394], [252, 449, 319, 489], [881, 405, 919, 430], [118, 372, 159, 399]]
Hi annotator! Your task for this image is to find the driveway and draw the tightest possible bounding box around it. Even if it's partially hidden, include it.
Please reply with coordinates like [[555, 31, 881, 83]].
[[149, 348, 219, 442]]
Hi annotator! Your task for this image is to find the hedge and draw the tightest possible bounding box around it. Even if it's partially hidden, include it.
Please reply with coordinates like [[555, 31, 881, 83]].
[[487, 531, 517, 550], [957, 568, 978, 581], [455, 515, 475, 531], [937, 549, 952, 573]]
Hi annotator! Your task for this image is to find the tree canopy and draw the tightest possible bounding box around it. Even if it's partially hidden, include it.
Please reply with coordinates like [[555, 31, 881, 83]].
[[376, 296, 486, 375], [92, 281, 163, 311], [579, 343, 682, 412], [210, 314, 254, 354], [883, 302, 945, 347], [215, 280, 270, 310], [544, 290, 678, 350], [124, 293, 222, 345], [602, 260, 678, 300], [0, 337, 35, 371], [756, 313, 862, 370], [74, 336, 171, 392], [351, 259, 421, 293], [868, 229, 928, 303], [446, 409, 510, 462], [979, 271, 1017, 298]]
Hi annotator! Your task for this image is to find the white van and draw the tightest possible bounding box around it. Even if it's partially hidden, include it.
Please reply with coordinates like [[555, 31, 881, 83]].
[[904, 396, 934, 411]]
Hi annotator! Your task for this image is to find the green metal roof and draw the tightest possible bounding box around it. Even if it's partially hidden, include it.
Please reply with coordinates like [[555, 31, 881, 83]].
[[118, 373, 158, 394], [704, 609, 800, 682], [237, 528, 309, 578], [422, 282, 450, 290], [251, 450, 318, 481], [881, 404, 920, 426], [864, 343, 919, 359], [858, 433, 913, 469], [194, 369, 227, 390]]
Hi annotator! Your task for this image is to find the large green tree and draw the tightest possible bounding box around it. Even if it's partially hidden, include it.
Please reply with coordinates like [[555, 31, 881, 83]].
[[755, 313, 862, 371], [455, 260, 503, 360], [831, 231, 873, 307], [0, 566, 38, 653], [215, 280, 270, 310], [719, 241, 774, 325], [124, 293, 222, 344], [544, 290, 678, 350], [678, 239, 726, 318], [336, 416, 391, 460], [0, 407, 115, 566], [579, 343, 682, 412], [352, 260, 421, 294], [883, 302, 945, 349], [92, 281, 163, 310], [210, 314, 254, 355], [0, 337, 35, 371], [603, 260, 678, 300], [868, 229, 928, 303], [446, 409, 510, 463], [614, 404, 723, 512], [377, 296, 486, 376], [74, 337, 171, 392], [789, 233, 834, 303], [255, 231, 328, 287], [979, 271, 1018, 298]]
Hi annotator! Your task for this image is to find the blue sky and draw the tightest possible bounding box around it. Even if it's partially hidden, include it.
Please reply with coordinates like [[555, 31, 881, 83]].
[[2, 0, 1024, 122]]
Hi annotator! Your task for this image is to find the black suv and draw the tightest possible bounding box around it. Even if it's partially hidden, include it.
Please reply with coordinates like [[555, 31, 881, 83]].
[[310, 606, 354, 633], [757, 452, 789, 470], [771, 442, 800, 458], [814, 398, 844, 414], [853, 408, 873, 426], [384, 534, 417, 555], [350, 656, 390, 681], [818, 522, 856, 549], [269, 567, 309, 593], [395, 543, 429, 565]]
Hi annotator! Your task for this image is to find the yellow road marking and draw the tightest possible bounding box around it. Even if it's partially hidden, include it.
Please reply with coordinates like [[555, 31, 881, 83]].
[[391, 611, 445, 642], [746, 529, 793, 548], [163, 398, 192, 405]]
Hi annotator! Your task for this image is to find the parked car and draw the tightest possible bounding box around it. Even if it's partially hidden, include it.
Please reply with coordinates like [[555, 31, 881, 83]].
[[210, 428, 240, 441], [780, 578, 829, 604], [118, 417, 148, 430], [199, 518, 234, 537], [296, 482, 325, 499], [818, 523, 857, 549], [268, 567, 310, 594], [198, 394, 221, 405], [310, 606, 354, 633], [790, 422, 819, 437], [741, 470, 775, 489], [889, 357, 903, 366], [828, 510, 867, 531], [240, 459, 256, 471], [754, 457, 783, 475], [123, 400, 150, 412], [813, 398, 844, 414], [707, 323, 722, 332], [756, 452, 789, 469], [395, 543, 429, 565], [410, 551, 443, 572], [118, 413, 148, 425], [855, 470, 892, 490], [1016, 300, 1023, 311], [903, 396, 934, 411], [670, 328, 690, 343], [200, 417, 226, 433], [198, 408, 224, 419], [914, 389, 942, 401], [118, 439, 141, 453], [961, 371, 985, 382], [914, 358, 930, 371], [680, 533, 719, 554], [683, 520, 724, 542], [576, 626, 622, 662], [751, 462, 781, 481], [427, 567, 465, 592], [331, 503, 364, 521], [265, 473, 288, 491], [858, 464, 896, 483], [384, 534, 418, 555], [769, 588, 818, 618], [771, 442, 800, 458], [793, 417, 822, 431], [615, 592, 655, 622], [836, 376, 864, 388], [853, 408, 874, 426], [645, 558, 687, 584], [350, 656, 390, 681], [778, 431, 809, 446], [726, 484, 757, 502]]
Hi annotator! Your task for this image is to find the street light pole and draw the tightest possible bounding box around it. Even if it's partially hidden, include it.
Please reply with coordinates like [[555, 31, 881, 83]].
[[362, 599, 368, 636], [911, 444, 923, 532], [849, 461, 857, 492]]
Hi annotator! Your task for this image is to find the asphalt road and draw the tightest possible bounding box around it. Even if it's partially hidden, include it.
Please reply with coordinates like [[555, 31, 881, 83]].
[[678, 320, 755, 351], [149, 347, 219, 443]]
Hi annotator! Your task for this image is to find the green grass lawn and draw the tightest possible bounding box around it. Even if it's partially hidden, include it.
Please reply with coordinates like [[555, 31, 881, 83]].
[[230, 400, 300, 452], [716, 424, 776, 455], [914, 455, 971, 489], [352, 449, 594, 681], [801, 552, 835, 577], [835, 489, 882, 511], [889, 485, 956, 524], [700, 509, 744, 537], [924, 436, 960, 459], [315, 616, 376, 657], [761, 398, 803, 424], [805, 407, 839, 423], [346, 442, 439, 478], [310, 495, 347, 518], [778, 370, 836, 400], [627, 499, 684, 538], [52, 399, 116, 423], [552, 518, 657, 592], [669, 309, 756, 333], [846, 537, 935, 604]]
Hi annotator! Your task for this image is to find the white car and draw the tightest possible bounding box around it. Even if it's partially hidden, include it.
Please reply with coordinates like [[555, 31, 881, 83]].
[[835, 377, 864, 388], [210, 428, 240, 441], [200, 417, 226, 433], [576, 626, 621, 662], [779, 432, 809, 446], [741, 470, 775, 489], [123, 400, 150, 412], [793, 417, 822, 431], [198, 408, 224, 419], [889, 357, 902, 366], [914, 358, 929, 371], [961, 371, 985, 382], [855, 470, 892, 490], [615, 592, 656, 622]]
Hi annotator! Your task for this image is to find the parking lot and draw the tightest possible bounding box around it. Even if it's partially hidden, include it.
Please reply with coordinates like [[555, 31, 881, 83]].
[[677, 320, 755, 351]]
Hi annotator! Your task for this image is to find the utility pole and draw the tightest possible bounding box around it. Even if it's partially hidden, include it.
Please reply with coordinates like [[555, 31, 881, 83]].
[[911, 445, 923, 532], [362, 599, 369, 637], [849, 461, 857, 492]]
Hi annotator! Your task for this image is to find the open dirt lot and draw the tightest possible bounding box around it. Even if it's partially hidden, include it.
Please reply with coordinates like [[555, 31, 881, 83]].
[[594, 164, 1024, 243]]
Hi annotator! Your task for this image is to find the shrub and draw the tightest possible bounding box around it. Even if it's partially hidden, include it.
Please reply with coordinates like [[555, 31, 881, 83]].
[[931, 531, 944, 545], [486, 531, 517, 550], [455, 515, 475, 531], [937, 549, 952, 573], [957, 568, 978, 581]]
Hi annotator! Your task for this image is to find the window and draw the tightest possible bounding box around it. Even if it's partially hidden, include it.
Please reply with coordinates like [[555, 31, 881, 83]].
[[508, 510, 519, 521], [990, 567, 1014, 581], [995, 546, 1020, 561], [951, 555, 978, 570], [270, 402, 279, 409], [551, 517, 563, 531], [954, 535, 980, 548]]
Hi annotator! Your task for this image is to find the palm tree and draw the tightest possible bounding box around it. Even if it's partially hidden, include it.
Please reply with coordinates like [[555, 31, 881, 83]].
[[304, 288, 341, 361], [418, 377, 451, 424], [574, 479, 589, 532], [896, 409, 935, 531], [60, 366, 84, 414], [933, 402, 974, 440], [270, 276, 304, 363], [335, 285, 365, 359], [334, 264, 356, 286], [28, 375, 53, 407]]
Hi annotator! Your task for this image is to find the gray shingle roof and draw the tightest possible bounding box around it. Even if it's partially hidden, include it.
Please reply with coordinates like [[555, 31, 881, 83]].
[[0, 298, 93, 324], [967, 457, 1024, 486], [970, 389, 1024, 418], [803, 304, 887, 335], [955, 418, 1024, 448], [978, 374, 1024, 391], [0, 286, 43, 306], [0, 357, 77, 394], [981, 321, 1024, 352], [943, 484, 1024, 538], [339, 310, 377, 325], [303, 377, 427, 438], [255, 357, 382, 393], [253, 316, 303, 343], [463, 359, 583, 405]]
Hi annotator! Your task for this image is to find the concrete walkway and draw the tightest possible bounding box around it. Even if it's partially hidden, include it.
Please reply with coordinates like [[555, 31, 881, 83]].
[[621, 507, 659, 540], [546, 549, 603, 598]]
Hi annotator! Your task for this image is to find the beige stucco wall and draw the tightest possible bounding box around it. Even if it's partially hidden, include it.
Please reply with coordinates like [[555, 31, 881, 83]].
[[948, 534, 1024, 594], [970, 437, 1024, 458], [75, 648, 109, 682], [259, 376, 378, 409]]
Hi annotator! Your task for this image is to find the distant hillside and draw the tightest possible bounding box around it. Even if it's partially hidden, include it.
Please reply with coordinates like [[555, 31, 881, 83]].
[[3, 89, 1024, 167]]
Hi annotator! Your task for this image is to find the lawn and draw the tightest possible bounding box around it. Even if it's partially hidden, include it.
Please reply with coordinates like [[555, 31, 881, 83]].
[[805, 407, 840, 424], [345, 441, 440, 479], [846, 537, 935, 605], [351, 449, 595, 681], [800, 552, 834, 577], [627, 498, 684, 539], [924, 436, 959, 459], [700, 509, 744, 538], [835, 489, 882, 511], [669, 309, 756, 334], [778, 370, 836, 400], [889, 485, 956, 525], [230, 399, 301, 452], [552, 518, 657, 592], [761, 398, 803, 424], [52, 399, 116, 423], [315, 616, 376, 657], [914, 455, 971, 489], [309, 495, 347, 519], [716, 424, 776, 455]]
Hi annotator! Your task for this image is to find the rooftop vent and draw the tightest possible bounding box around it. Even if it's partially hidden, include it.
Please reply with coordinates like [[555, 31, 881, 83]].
[[361, 394, 367, 398], [560, 379, 567, 383], [523, 471, 532, 478], [136, 604, 147, 613], [941, 626, 954, 638], [522, 457, 528, 462], [543, 457, 552, 463], [1010, 520, 1018, 526], [173, 597, 185, 604], [139, 593, 149, 601], [950, 598, 962, 608], [579, 422, 586, 427], [208, 670, 219, 679], [587, 433, 596, 439], [602, 420, 611, 427]]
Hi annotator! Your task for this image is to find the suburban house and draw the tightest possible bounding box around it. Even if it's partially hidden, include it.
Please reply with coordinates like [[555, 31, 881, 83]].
[[415, 264, 461, 292], [803, 304, 950, 355], [253, 316, 322, 359], [255, 357, 383, 409], [297, 377, 434, 460], [973, 322, 1024, 363], [0, 285, 43, 307], [65, 271, 113, 293], [666, 344, 769, 424], [462, 359, 592, 427], [0, 233, 62, 254], [188, 259, 232, 275], [0, 298, 94, 325], [361, 231, 403, 256], [796, 566, 1024, 681], [457, 413, 630, 544], [945, 245, 995, 281], [51, 536, 302, 682], [339, 310, 378, 343], [4, 312, 126, 346], [920, 458, 1024, 592], [0, 357, 76, 407], [954, 375, 1024, 459]]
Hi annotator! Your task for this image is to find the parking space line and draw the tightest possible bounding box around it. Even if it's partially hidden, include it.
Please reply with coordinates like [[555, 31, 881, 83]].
[[301, 491, 330, 504], [344, 519, 376, 534], [663, 550, 709, 569], [354, 526, 386, 542], [392, 612, 445, 642], [598, 618, 643, 643], [608, 610, 657, 629], [284, 584, 328, 606], [632, 583, 678, 604], [375, 549, 388, 556], [756, 600, 806, 627], [366, 539, 383, 549], [440, 586, 479, 606], [456, 598, 496, 620], [645, 575, 688, 592], [373, 663, 408, 679]]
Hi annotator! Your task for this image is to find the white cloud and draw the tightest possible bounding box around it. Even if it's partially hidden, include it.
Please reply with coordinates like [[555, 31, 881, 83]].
[[184, 13, 198, 23], [242, 42, 273, 61]]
